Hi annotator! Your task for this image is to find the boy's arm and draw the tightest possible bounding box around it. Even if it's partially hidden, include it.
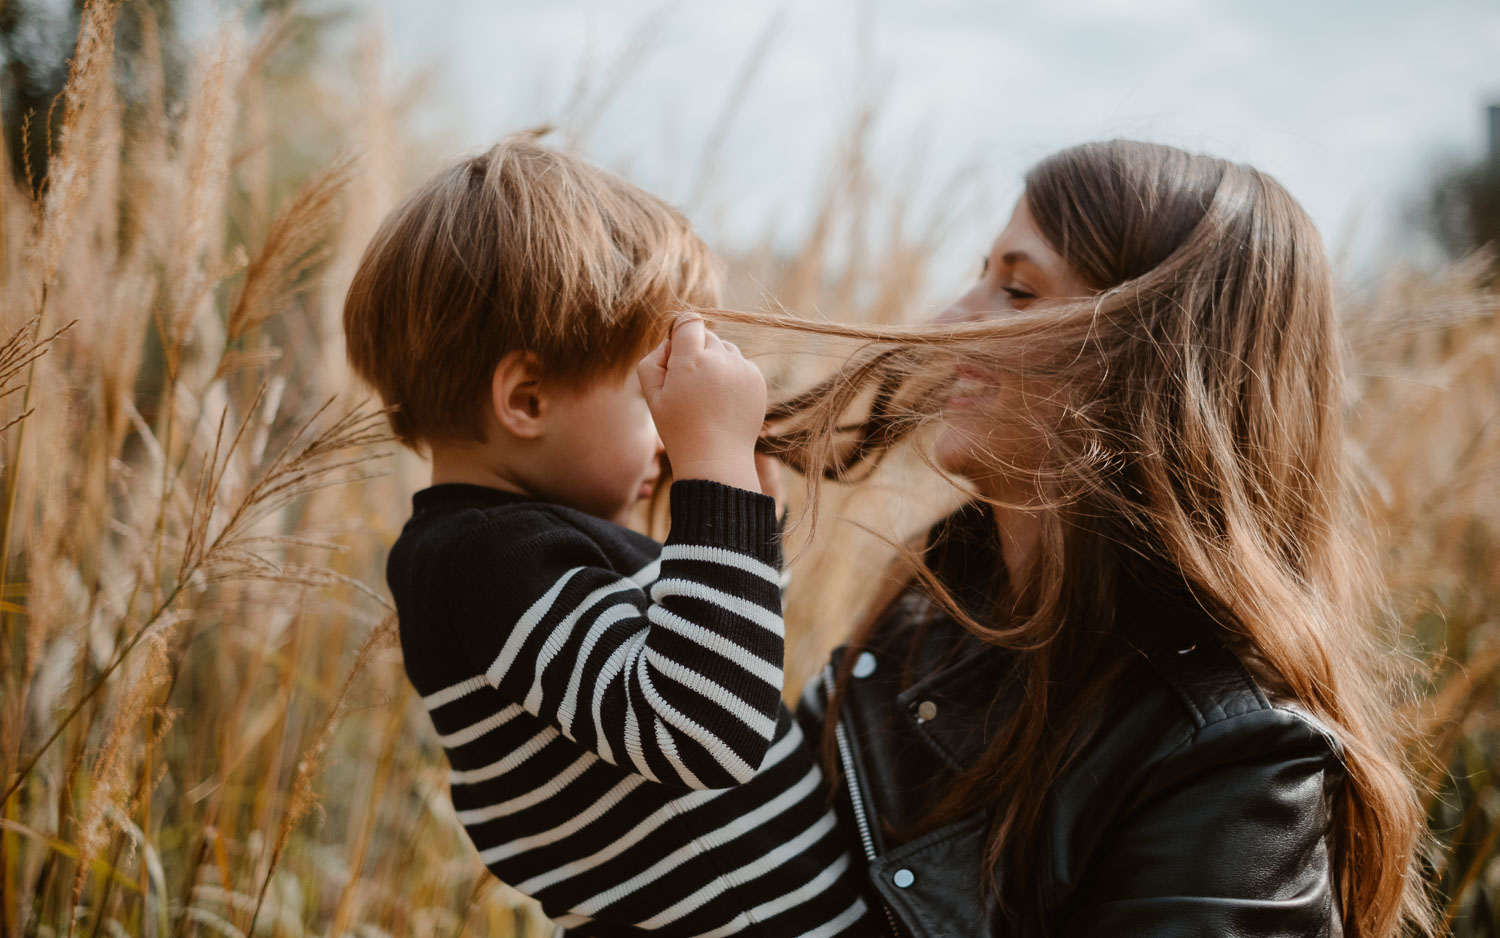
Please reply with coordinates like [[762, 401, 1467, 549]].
[[447, 479, 783, 790]]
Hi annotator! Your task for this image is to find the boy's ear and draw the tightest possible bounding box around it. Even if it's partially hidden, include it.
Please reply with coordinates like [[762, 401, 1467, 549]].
[[491, 351, 547, 439]]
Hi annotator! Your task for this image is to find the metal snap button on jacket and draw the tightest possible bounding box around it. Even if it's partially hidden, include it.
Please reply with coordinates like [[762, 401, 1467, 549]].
[[852, 651, 877, 678], [914, 700, 938, 722], [893, 869, 915, 888]]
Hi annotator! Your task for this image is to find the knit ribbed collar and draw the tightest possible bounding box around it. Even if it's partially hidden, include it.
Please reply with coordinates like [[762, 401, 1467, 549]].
[[411, 482, 534, 514]]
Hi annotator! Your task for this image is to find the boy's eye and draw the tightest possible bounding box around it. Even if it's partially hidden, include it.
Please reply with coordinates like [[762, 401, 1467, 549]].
[[1003, 286, 1035, 301], [979, 255, 990, 278]]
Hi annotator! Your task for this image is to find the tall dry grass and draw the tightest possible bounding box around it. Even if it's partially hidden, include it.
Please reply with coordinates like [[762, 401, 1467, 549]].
[[0, 5, 549, 936], [0, 3, 1495, 936]]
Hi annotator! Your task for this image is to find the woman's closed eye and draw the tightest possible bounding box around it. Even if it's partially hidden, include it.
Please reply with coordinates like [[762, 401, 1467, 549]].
[[1003, 286, 1036, 301]]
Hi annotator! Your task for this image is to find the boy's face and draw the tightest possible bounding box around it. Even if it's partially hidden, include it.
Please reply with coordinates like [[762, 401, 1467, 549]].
[[535, 368, 665, 525]]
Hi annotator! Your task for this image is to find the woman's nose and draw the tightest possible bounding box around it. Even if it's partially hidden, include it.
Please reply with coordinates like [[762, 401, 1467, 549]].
[[933, 301, 978, 325]]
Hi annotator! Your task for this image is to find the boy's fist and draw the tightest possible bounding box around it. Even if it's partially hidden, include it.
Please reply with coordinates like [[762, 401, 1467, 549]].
[[638, 314, 766, 493]]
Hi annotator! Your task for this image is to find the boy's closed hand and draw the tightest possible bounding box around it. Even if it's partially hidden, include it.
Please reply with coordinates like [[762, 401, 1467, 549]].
[[638, 314, 765, 493]]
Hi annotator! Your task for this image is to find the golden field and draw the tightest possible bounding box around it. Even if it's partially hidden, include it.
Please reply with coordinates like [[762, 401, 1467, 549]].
[[1, 5, 1496, 936]]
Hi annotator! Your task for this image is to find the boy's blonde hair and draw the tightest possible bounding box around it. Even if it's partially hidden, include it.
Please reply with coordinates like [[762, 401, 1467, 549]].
[[343, 130, 721, 449]]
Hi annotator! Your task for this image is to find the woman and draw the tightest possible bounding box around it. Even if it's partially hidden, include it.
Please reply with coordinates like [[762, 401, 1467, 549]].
[[744, 140, 1433, 937]]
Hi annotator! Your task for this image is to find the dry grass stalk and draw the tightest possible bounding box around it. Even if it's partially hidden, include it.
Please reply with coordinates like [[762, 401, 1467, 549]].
[[0, 315, 73, 438], [161, 22, 243, 381], [223, 151, 360, 347], [67, 625, 173, 938], [33, 0, 121, 300], [247, 616, 396, 935]]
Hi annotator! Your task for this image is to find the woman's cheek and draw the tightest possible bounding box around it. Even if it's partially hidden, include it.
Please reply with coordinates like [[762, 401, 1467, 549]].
[[935, 400, 1035, 484]]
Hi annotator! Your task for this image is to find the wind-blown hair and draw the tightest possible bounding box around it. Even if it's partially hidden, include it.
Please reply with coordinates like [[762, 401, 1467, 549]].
[[724, 140, 1433, 937]]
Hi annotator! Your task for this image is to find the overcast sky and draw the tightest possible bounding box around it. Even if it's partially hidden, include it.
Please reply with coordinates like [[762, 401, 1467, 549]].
[[361, 0, 1500, 300]]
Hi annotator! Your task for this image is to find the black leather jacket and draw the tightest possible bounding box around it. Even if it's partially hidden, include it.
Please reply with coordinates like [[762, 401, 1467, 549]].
[[795, 510, 1346, 938]]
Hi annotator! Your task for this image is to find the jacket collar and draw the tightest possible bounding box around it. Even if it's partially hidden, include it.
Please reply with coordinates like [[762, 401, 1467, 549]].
[[878, 600, 1015, 775]]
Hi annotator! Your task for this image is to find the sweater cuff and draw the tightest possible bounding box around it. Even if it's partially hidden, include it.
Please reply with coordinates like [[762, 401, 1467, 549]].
[[666, 479, 780, 565]]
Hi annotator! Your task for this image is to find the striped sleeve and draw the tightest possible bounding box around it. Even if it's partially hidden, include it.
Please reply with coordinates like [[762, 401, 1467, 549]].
[[447, 480, 785, 790]]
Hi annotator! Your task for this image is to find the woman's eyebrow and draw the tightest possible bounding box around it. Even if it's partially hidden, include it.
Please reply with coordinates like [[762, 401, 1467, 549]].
[[1001, 250, 1049, 278]]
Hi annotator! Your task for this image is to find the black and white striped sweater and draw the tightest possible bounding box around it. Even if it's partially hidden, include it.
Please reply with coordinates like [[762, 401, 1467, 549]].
[[387, 480, 873, 937]]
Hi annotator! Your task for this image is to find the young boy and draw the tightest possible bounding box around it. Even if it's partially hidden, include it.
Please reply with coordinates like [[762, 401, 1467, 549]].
[[344, 134, 873, 937]]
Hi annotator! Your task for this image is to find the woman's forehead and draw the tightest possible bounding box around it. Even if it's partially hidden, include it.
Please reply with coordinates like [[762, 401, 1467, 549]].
[[991, 198, 1067, 279]]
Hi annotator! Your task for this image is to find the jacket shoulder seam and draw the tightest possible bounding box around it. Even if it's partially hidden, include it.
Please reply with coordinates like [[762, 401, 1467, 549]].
[[1137, 637, 1271, 730], [1148, 705, 1345, 787]]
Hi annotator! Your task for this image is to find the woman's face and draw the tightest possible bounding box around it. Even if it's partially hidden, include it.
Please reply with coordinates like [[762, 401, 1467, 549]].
[[932, 195, 1095, 494]]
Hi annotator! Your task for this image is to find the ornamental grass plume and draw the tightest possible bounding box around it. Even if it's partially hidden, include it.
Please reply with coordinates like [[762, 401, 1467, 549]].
[[67, 626, 174, 938], [0, 2, 418, 934]]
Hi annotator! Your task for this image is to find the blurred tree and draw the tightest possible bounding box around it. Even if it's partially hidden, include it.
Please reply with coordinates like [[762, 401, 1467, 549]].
[[0, 0, 331, 193], [1418, 105, 1500, 272], [0, 0, 188, 191], [1425, 162, 1500, 259]]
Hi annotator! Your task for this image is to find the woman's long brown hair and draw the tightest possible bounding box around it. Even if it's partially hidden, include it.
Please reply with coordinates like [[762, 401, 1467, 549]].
[[723, 140, 1435, 938]]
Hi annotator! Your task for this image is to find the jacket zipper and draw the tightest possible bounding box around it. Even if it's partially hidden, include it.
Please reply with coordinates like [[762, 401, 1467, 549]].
[[823, 667, 904, 938]]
